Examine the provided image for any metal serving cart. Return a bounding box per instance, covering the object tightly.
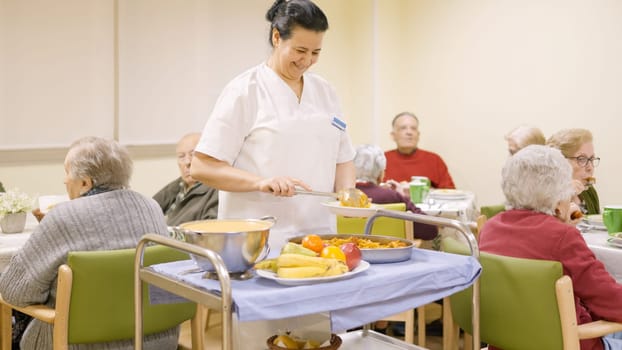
[133,209,480,350]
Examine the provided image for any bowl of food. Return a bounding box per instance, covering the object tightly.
[176,217,275,273]
[289,234,414,263]
[267,333,342,350]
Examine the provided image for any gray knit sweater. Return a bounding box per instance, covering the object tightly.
[0,190,178,350]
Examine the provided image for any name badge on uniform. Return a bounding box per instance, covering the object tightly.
[331,116,346,131]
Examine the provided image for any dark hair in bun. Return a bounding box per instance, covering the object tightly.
[265,0,328,47]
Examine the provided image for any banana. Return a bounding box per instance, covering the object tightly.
[277,266,328,278]
[323,260,349,277]
[254,258,278,272]
[274,254,349,278]
[280,242,317,257]
[277,254,333,269]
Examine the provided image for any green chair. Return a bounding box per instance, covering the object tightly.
[0,245,201,350]
[479,205,505,220]
[337,202,414,239]
[442,237,622,350]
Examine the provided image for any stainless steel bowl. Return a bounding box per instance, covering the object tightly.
[177,217,275,273]
[288,233,414,263]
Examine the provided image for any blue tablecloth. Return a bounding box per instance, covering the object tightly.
[150,248,481,331]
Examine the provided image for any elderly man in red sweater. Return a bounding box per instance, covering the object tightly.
[383,111,455,189]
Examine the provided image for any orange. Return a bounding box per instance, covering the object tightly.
[301,234,324,254]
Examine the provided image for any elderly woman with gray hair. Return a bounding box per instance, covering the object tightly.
[353,144,437,240]
[0,137,176,350]
[479,145,622,350]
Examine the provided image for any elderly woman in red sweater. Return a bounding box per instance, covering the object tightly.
[479,144,622,350]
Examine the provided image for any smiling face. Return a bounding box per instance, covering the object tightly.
[391,114,420,155]
[568,141,595,184]
[269,27,324,83]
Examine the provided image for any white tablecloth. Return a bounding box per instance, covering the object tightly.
[0,213,35,271]
[582,230,622,283]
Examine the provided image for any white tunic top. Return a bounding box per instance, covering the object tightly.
[196,62,355,247]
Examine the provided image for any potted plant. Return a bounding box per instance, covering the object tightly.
[0,188,34,233]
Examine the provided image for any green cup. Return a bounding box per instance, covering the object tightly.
[409,181,428,204]
[411,176,431,189]
[603,205,622,235]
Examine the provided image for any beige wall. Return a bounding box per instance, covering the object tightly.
[2,0,621,210]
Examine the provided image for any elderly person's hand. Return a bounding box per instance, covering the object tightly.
[380,179,400,190]
[572,179,587,196]
[568,202,584,225]
[555,200,583,225]
[391,181,411,199]
[32,208,45,222]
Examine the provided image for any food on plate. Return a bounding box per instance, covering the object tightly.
[277,266,328,279]
[319,245,346,262]
[301,234,325,253]
[274,254,348,278]
[337,188,371,208]
[339,242,362,271]
[272,334,299,349]
[585,176,596,185]
[302,340,321,349]
[281,242,317,257]
[269,333,330,349]
[254,240,349,278]
[324,236,408,249]
[571,210,584,220]
[254,258,278,272]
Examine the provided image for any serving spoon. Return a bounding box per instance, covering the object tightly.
[294,188,370,208]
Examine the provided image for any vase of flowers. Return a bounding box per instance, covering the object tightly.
[0,188,34,233]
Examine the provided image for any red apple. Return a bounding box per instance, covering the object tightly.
[340,242,362,271]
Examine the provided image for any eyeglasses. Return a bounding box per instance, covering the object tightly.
[567,156,600,168]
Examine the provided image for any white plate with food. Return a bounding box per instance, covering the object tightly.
[427,189,468,200]
[255,260,370,286]
[582,214,607,231]
[607,237,622,249]
[321,201,379,217]
[38,195,70,213]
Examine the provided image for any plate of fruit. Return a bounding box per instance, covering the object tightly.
[254,236,369,286]
[255,259,369,286]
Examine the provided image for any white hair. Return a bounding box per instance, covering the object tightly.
[353,144,386,183]
[66,136,133,190]
[502,145,574,215]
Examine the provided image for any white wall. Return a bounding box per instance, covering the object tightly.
[2,0,621,211]
[394,0,622,207]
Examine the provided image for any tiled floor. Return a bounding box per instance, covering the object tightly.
[178,315,448,350]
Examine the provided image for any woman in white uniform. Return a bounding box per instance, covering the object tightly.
[190,0,356,248]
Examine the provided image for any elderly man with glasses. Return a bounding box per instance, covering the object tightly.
[547,128,601,215]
